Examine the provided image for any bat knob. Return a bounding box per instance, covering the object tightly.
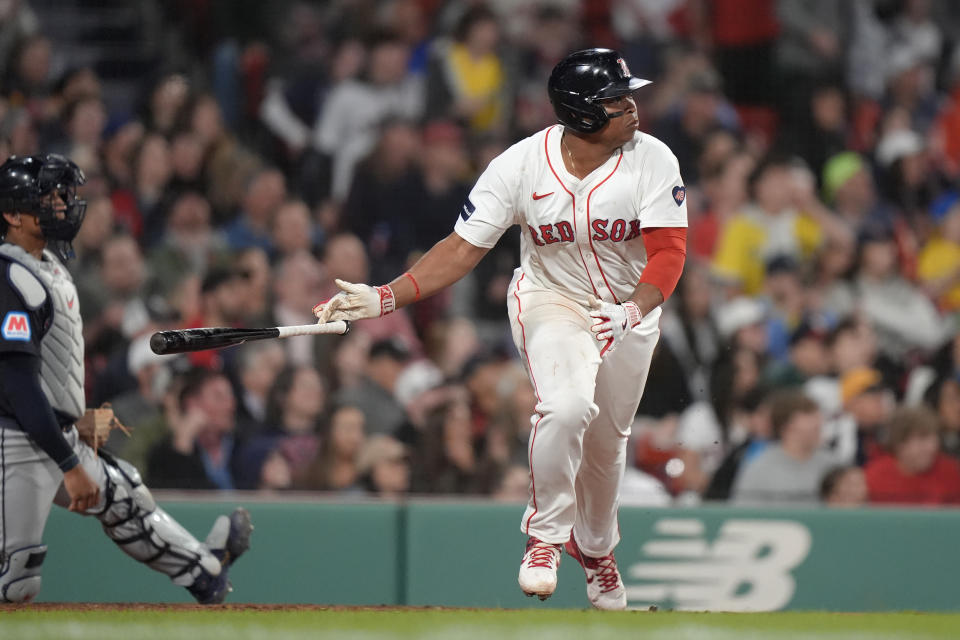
[150,332,169,355]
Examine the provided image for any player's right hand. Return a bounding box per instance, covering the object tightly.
[313,279,396,323]
[63,465,101,513]
[588,295,642,357]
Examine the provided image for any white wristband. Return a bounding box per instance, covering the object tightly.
[623,301,642,328]
[376,284,396,316]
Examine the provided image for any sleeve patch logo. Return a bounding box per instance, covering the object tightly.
[460,196,476,221]
[672,186,686,206]
[2,311,31,341]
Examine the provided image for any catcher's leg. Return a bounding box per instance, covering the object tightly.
[53,431,252,604]
[0,424,61,603]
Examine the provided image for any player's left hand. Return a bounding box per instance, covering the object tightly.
[313,279,396,323]
[588,296,642,357]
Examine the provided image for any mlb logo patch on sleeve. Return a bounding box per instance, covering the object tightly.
[2,311,31,341]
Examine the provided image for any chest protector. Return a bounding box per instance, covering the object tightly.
[0,243,85,420]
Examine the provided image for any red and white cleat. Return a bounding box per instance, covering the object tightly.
[518,537,562,601]
[564,535,627,610]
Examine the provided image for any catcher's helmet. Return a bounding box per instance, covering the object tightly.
[0,154,86,260]
[548,48,651,134]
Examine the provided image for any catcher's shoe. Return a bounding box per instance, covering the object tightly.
[564,535,626,610]
[518,537,562,600]
[189,507,254,604]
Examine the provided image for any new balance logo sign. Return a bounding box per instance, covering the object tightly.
[460,197,476,221]
[2,311,31,341]
[625,518,811,611]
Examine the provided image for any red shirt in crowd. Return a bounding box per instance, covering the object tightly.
[934,86,960,177]
[865,453,960,505]
[709,0,779,46]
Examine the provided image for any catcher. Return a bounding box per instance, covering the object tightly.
[0,154,252,604]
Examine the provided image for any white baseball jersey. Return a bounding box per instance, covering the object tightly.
[454,124,688,304]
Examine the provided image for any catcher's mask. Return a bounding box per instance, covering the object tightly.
[0,153,87,260]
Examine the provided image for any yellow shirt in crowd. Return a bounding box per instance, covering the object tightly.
[917,236,960,311]
[447,43,504,132]
[712,209,822,295]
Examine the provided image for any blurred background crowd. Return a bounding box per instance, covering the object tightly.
[3,0,960,507]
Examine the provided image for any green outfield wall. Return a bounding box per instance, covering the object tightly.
[36,498,960,611]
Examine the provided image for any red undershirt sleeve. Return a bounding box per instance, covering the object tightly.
[638,227,687,301]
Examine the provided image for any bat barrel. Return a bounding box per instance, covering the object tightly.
[149,331,175,355]
[149,327,279,355]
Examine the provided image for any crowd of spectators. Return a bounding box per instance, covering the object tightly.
[4,0,960,507]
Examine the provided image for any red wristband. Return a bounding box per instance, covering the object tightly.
[403,272,421,301]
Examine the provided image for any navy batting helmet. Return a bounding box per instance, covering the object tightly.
[548,48,651,134]
[0,154,86,259]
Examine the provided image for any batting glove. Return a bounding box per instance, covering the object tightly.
[588,296,642,357]
[313,279,396,323]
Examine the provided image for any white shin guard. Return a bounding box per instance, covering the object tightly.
[96,453,221,587]
[0,544,47,602]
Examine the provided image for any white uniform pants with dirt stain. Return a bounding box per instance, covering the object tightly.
[508,268,660,558]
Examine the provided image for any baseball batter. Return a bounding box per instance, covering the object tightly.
[0,154,252,604]
[314,49,687,610]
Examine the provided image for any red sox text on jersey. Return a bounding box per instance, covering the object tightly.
[454,124,687,306]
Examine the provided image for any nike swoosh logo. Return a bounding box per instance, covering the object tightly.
[67,297,75,309]
[532,192,554,200]
[586,575,594,584]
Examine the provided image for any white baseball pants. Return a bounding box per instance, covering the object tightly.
[508,269,660,557]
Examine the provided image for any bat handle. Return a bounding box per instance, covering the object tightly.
[276,320,351,338]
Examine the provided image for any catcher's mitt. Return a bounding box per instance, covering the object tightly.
[76,403,131,452]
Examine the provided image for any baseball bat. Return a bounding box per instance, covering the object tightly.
[149,320,350,355]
